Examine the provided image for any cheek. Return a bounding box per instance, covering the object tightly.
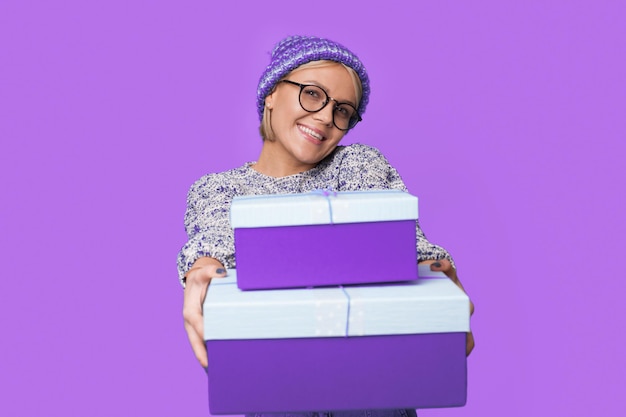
[274,103,306,127]
[271,90,300,115]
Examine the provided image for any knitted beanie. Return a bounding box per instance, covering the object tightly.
[256,35,370,121]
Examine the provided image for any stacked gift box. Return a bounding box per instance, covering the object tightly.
[203,190,470,414]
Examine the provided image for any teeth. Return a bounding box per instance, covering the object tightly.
[299,125,324,140]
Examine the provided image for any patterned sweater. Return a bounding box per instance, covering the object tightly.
[177,144,453,285]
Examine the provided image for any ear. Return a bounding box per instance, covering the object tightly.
[265,92,274,110]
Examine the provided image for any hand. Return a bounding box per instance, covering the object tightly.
[420,259,475,356]
[182,258,227,368]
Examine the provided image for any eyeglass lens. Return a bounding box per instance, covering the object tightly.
[299,85,358,130]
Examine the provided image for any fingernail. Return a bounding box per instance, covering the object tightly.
[203,366,208,374]
[216,268,226,274]
[432,261,442,268]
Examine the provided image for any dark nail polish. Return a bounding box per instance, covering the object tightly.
[203,366,208,374]
[216,268,226,274]
[432,261,442,268]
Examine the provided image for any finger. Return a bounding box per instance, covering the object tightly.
[183,263,227,369]
[430,260,458,282]
[429,260,474,315]
[182,263,227,368]
[197,265,228,278]
[183,291,208,367]
[429,259,452,273]
[213,267,228,278]
[186,265,227,283]
[183,281,209,367]
[184,319,208,368]
[466,331,475,356]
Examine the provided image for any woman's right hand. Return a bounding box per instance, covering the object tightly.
[182,257,227,368]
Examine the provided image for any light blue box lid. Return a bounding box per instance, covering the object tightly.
[204,271,348,340]
[204,266,469,341]
[230,190,418,228]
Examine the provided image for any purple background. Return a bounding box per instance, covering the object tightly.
[1,1,624,416]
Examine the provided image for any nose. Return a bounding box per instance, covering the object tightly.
[313,100,334,126]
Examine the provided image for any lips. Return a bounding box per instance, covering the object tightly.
[298,124,326,142]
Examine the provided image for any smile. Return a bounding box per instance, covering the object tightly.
[298,125,325,141]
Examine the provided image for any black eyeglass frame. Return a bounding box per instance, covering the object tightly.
[280,80,362,131]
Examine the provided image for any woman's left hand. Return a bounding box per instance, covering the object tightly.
[420,259,475,356]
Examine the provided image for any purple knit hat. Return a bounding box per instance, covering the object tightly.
[257,35,370,121]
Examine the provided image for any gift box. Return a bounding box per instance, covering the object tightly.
[230,190,419,290]
[203,265,470,414]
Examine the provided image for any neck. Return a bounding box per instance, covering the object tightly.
[253,143,316,177]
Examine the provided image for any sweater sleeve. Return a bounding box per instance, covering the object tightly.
[336,144,455,266]
[176,173,236,286]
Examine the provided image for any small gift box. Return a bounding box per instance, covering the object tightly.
[230,190,419,290]
[204,265,470,414]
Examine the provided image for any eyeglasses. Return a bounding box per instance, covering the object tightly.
[280,80,362,131]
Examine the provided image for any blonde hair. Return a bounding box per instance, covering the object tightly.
[259,61,363,141]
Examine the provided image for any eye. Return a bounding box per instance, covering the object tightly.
[303,86,322,99]
[335,105,352,119]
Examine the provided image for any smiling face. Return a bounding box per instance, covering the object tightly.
[255,62,359,177]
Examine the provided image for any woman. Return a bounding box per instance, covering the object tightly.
[178,35,474,416]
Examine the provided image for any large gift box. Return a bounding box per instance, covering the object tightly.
[230,190,419,290]
[204,265,470,414]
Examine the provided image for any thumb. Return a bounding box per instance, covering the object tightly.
[429,259,451,272]
[214,267,228,277]
[429,259,458,282]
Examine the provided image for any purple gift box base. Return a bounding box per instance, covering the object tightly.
[235,220,417,290]
[207,333,466,414]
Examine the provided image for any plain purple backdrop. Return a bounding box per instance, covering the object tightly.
[1,1,624,416]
